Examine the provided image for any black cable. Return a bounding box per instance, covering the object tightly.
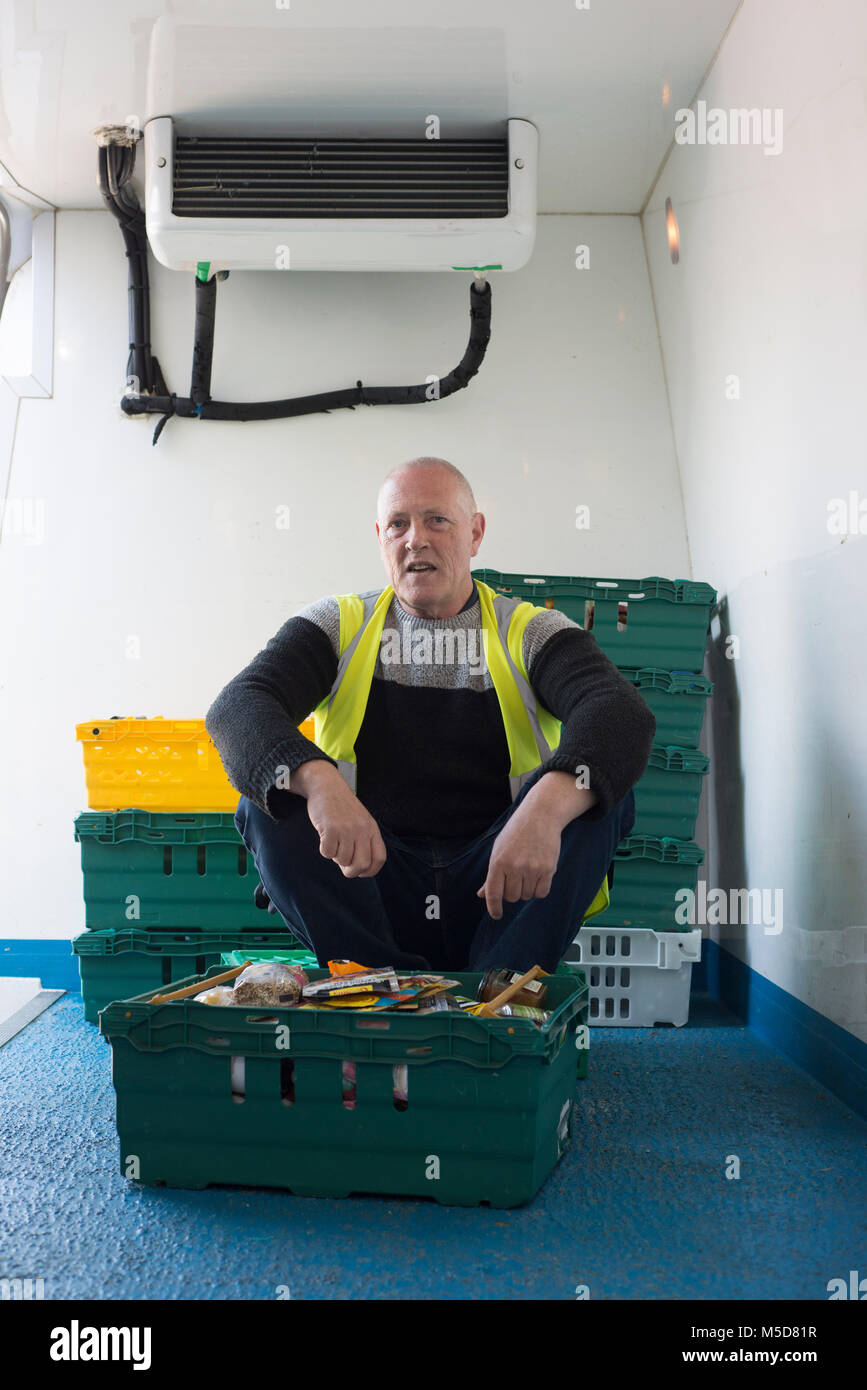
[96,144,155,394]
[190,274,217,407]
[121,279,492,439]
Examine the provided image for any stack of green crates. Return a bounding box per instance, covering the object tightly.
[473,570,715,932]
[72,810,305,1022]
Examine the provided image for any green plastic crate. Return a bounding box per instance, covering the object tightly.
[632,746,709,839]
[99,966,589,1208]
[597,836,705,932]
[621,668,713,748]
[73,928,306,1024]
[74,811,265,929]
[220,949,319,969]
[473,570,717,673]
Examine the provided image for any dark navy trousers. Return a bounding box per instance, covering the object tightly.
[234,768,635,974]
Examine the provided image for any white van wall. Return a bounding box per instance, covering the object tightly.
[0,211,687,940]
[644,0,867,1042]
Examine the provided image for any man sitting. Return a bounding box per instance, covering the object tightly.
[205,456,655,972]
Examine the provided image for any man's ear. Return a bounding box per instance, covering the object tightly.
[470,512,486,555]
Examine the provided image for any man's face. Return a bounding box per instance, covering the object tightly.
[376,468,485,618]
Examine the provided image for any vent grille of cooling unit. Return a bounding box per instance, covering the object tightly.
[171,136,510,219]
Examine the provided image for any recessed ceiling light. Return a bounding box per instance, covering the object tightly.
[665,197,680,264]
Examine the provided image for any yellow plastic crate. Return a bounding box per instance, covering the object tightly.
[75,716,316,812]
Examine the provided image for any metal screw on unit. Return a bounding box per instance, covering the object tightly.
[156,157,166,168]
[514,158,525,169]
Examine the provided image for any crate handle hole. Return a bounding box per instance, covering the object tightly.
[356,1019,390,1030]
[196,845,206,877]
[584,599,595,631]
[206,1036,231,1046]
[341,1060,356,1110]
[162,846,172,876]
[617,601,628,632]
[280,1058,295,1106]
[231,1056,245,1102]
[405,1046,432,1056]
[392,1063,408,1111]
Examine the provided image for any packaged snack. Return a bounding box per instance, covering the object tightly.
[233,961,307,1006]
[415,993,455,1013]
[193,985,237,1006]
[303,968,399,999]
[315,993,385,1009]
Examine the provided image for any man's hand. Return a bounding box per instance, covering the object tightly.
[290,760,387,878]
[476,771,598,920]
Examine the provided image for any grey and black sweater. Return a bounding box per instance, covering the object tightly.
[205,580,656,839]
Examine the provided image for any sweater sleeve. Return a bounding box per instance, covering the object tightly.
[204,598,341,820]
[523,610,656,821]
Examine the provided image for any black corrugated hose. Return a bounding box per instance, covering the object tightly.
[96,133,494,446]
[96,142,166,400]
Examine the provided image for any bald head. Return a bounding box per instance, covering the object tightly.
[377,457,477,523]
[375,456,485,618]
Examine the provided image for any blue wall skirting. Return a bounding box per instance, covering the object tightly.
[701,937,867,1120]
[1,939,81,992]
[2,936,865,1119]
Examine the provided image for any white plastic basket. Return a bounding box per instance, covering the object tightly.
[565,927,702,1027]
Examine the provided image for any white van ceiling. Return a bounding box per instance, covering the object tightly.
[0,0,741,214]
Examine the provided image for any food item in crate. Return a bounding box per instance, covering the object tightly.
[233,961,308,1006]
[496,1004,551,1024]
[193,985,238,1006]
[302,968,400,1001]
[328,960,369,976]
[415,993,459,1013]
[477,968,548,1009]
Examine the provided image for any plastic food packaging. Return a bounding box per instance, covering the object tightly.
[233,961,308,1006]
[303,968,398,1000]
[193,985,237,1006]
[416,993,457,1013]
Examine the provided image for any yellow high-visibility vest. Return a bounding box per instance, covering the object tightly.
[311,578,609,921]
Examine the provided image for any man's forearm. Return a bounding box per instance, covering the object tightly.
[519,769,598,831]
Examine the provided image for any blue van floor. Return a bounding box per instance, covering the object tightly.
[1,992,864,1301]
